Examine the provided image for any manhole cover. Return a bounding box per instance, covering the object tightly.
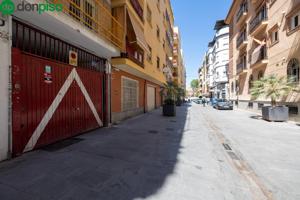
[42,138,84,152]
[148,130,159,134]
[222,143,232,151]
[170,120,177,123]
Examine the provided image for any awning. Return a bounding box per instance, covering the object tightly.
[127,12,149,53]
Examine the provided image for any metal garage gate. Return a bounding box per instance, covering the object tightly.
[12,20,106,156]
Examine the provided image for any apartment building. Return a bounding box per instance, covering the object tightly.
[110,0,175,122]
[198,55,208,96]
[199,20,229,99]
[173,26,186,89]
[226,0,300,119]
[0,0,124,160]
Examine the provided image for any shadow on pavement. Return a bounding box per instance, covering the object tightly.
[0,105,189,200]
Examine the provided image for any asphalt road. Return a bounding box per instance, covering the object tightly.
[0,103,299,200]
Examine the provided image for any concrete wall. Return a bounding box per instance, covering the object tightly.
[0,16,12,161]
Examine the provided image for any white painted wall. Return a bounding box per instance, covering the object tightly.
[0,16,12,161]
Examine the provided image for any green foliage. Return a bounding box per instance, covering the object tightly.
[162,81,185,105]
[190,79,199,92]
[164,99,175,105]
[250,75,297,107]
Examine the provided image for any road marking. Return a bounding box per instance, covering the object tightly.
[23,68,103,152]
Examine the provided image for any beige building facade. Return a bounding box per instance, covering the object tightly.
[226,0,300,120]
[173,26,186,89]
[111,0,177,122]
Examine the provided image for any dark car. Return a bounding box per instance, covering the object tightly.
[211,98,224,108]
[215,100,233,110]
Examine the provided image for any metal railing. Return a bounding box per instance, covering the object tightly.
[236,1,248,23]
[130,0,144,21]
[236,59,246,74]
[57,0,124,50]
[251,45,267,65]
[236,31,247,48]
[121,41,144,67]
[249,5,267,33]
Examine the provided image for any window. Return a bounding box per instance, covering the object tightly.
[287,58,300,82]
[291,15,299,30]
[146,5,152,25]
[156,25,160,40]
[235,80,239,94]
[157,57,160,69]
[122,77,139,111]
[248,74,253,93]
[258,71,264,80]
[147,45,152,63]
[270,29,278,44]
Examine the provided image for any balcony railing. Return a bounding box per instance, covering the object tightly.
[166,58,173,68]
[121,41,144,67]
[58,0,124,50]
[236,1,248,23]
[236,31,247,48]
[166,31,173,49]
[251,45,267,66]
[165,10,173,37]
[236,59,247,74]
[249,5,267,33]
[130,0,144,21]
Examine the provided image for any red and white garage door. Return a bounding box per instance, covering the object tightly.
[147,85,156,111]
[11,20,106,156]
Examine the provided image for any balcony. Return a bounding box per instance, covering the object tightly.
[59,0,124,50]
[249,5,268,36]
[166,57,173,68]
[236,31,248,49]
[250,45,268,69]
[173,47,178,56]
[173,60,178,67]
[236,60,247,75]
[120,41,144,67]
[236,2,248,26]
[130,0,144,21]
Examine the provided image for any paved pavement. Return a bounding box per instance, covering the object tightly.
[0,103,299,200]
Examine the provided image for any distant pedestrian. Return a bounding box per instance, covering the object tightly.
[202,97,206,107]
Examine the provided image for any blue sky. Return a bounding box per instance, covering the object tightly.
[171,0,232,88]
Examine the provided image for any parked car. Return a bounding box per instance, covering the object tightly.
[215,100,233,110]
[192,98,202,104]
[211,98,222,108]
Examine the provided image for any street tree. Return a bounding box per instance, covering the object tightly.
[190,79,199,96]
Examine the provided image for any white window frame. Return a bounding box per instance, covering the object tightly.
[121,76,139,112]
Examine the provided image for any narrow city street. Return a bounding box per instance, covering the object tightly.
[0,103,299,200]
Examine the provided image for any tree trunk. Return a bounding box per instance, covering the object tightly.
[271,98,276,107]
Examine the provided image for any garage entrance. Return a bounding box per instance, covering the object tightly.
[11,20,106,155]
[147,85,156,111]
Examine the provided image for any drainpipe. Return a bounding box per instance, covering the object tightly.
[105,61,112,127]
[144,80,146,113]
